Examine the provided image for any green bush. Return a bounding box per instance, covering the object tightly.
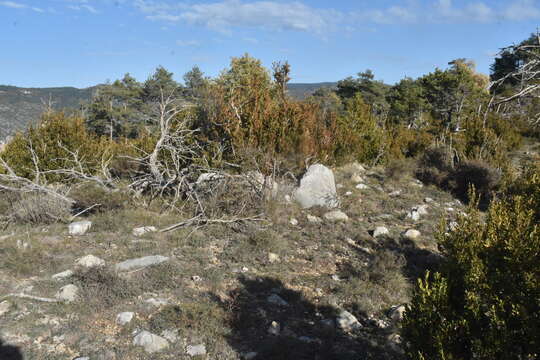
[415,146,455,187]
[402,169,540,360]
[449,159,501,207]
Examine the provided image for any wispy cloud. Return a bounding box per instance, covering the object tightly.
[67,4,99,14]
[135,0,338,34]
[176,39,200,47]
[503,0,540,21]
[132,0,540,34]
[0,1,45,12]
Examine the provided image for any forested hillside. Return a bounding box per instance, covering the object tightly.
[0,82,333,141]
[0,86,96,140]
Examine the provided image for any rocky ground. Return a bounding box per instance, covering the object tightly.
[0,162,473,359]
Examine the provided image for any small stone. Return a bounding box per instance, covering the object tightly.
[373,226,389,238]
[337,310,362,332]
[75,255,105,268]
[0,300,11,317]
[268,321,280,336]
[116,312,134,326]
[69,220,92,235]
[133,331,169,353]
[186,343,206,356]
[403,229,421,240]
[191,275,202,282]
[410,180,423,187]
[324,210,349,222]
[52,269,74,281]
[243,352,258,360]
[331,274,341,281]
[415,205,429,215]
[268,253,280,263]
[406,210,420,221]
[359,247,373,254]
[161,329,179,343]
[315,288,324,296]
[55,284,79,303]
[132,226,157,237]
[242,266,249,272]
[289,218,298,226]
[114,255,169,272]
[388,190,402,197]
[145,298,168,307]
[307,214,322,223]
[445,207,455,212]
[320,318,335,329]
[298,336,317,343]
[345,238,356,246]
[373,318,390,329]
[74,357,90,360]
[267,294,288,306]
[344,191,353,196]
[16,239,29,249]
[355,183,369,190]
[351,173,364,183]
[389,305,406,322]
[424,197,434,203]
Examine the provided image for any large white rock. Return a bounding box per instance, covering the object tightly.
[55,284,79,303]
[114,255,169,272]
[133,331,169,353]
[69,221,92,235]
[132,226,157,237]
[75,255,105,268]
[293,164,338,209]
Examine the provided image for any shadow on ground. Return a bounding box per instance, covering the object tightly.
[0,338,23,360]
[215,276,402,360]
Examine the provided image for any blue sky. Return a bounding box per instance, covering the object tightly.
[1,0,539,88]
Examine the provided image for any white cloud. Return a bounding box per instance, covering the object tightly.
[0,1,26,9]
[136,0,338,34]
[133,0,540,34]
[431,0,496,23]
[0,1,48,12]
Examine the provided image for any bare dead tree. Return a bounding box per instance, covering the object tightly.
[488,35,540,125]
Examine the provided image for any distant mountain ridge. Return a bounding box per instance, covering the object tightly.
[0,82,335,141]
[0,85,96,140]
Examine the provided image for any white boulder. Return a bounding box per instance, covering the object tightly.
[293,164,338,209]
